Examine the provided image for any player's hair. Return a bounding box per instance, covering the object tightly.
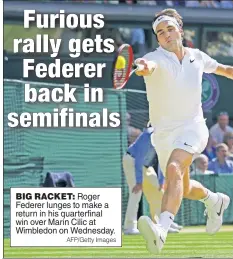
[152,9,184,40]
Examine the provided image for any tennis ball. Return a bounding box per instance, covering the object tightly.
[116,56,126,69]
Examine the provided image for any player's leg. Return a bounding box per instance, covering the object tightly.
[161,149,192,215]
[139,147,230,254]
[183,166,209,200]
[183,166,230,234]
[138,121,229,253]
[122,154,142,234]
[159,121,230,237]
[138,148,190,253]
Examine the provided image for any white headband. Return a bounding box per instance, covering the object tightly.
[152,15,180,34]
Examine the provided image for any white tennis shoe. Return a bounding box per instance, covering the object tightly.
[205,193,230,234]
[138,216,167,254]
[171,222,183,230]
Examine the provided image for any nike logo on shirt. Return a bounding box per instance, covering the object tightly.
[184,142,192,147]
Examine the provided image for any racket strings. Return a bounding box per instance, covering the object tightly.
[113,48,130,89]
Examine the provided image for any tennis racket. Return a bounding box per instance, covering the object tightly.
[112,44,144,90]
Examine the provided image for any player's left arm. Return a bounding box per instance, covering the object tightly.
[200,50,233,80]
[214,64,233,80]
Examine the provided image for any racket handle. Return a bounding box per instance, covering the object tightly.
[132,64,145,71]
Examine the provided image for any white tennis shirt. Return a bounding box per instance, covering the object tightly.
[143,46,219,131]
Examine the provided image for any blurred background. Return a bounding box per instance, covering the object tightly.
[3,0,233,238]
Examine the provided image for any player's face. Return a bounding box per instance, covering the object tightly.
[156,21,182,51]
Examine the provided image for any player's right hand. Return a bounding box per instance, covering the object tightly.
[135,58,150,76]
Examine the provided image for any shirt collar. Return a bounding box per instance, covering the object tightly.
[158,46,194,62]
[158,46,177,59]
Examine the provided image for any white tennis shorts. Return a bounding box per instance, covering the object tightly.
[151,121,209,176]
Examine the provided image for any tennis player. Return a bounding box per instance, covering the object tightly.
[134,8,233,254]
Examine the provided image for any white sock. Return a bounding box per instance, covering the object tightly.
[199,190,219,207]
[159,211,175,232]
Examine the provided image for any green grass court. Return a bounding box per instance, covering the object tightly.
[4,226,233,258]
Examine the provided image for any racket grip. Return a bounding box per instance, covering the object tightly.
[133,64,145,71]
